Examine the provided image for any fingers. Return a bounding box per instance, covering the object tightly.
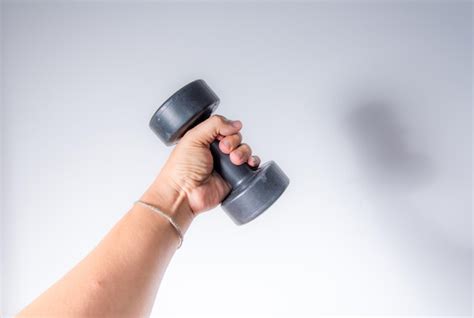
[248,155,261,168]
[187,115,242,145]
[230,143,252,165]
[187,115,261,167]
[221,135,261,167]
[219,133,242,153]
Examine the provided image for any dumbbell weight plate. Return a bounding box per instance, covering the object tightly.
[150,80,219,146]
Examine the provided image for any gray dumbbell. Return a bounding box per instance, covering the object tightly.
[149,79,289,225]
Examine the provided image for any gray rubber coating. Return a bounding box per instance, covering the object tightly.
[149,80,219,145]
[222,161,290,225]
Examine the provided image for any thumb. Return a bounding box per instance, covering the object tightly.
[186,115,242,145]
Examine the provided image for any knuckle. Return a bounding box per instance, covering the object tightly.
[230,133,242,144]
[241,143,251,152]
[211,114,226,124]
[238,144,251,158]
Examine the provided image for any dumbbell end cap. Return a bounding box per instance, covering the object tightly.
[222,161,290,225]
[149,79,219,146]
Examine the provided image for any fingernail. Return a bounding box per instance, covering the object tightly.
[223,140,231,150]
[231,120,241,128]
[234,150,242,159]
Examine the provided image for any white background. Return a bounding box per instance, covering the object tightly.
[1,1,472,317]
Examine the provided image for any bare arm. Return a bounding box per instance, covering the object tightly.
[18,115,260,317]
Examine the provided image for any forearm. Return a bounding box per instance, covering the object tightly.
[17,114,248,317]
[18,178,193,318]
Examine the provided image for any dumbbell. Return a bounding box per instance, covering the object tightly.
[149,79,289,225]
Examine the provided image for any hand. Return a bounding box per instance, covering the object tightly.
[143,115,260,218]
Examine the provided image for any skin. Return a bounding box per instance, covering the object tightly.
[17,115,261,318]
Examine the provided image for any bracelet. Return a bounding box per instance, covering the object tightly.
[135,200,184,248]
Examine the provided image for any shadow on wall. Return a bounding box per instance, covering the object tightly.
[345,102,435,189]
[343,100,471,309]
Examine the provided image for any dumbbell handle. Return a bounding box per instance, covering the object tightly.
[210,140,255,189]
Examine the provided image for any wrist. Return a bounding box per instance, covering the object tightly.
[140,174,194,234]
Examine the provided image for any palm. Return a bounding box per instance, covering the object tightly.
[187,174,229,212]
[166,141,231,214]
